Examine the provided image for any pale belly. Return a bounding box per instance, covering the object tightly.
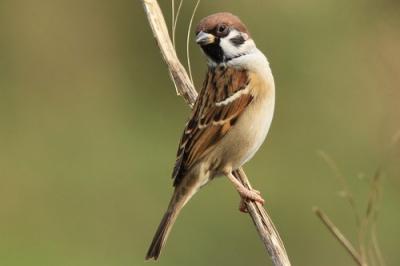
[236,97,275,166]
[208,92,275,174]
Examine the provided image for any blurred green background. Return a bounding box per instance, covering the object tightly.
[0,0,399,265]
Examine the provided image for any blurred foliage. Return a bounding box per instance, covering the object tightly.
[0,0,399,265]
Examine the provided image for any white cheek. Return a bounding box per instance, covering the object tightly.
[219,31,240,58]
[219,39,237,58]
[219,30,256,59]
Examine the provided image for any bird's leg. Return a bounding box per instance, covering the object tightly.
[225,172,265,210]
[239,199,248,213]
[238,189,263,213]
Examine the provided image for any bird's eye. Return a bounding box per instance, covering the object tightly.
[216,24,228,35]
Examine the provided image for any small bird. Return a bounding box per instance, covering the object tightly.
[146,12,275,260]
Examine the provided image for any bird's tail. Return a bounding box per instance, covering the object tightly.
[145,188,192,260]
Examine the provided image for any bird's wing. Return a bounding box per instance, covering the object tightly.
[172,67,253,186]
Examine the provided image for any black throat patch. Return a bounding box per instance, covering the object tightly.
[201,38,224,64]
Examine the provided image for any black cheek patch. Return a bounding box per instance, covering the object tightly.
[230,35,245,46]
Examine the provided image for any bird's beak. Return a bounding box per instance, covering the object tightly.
[196,31,216,45]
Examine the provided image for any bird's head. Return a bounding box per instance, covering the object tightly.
[195,12,256,65]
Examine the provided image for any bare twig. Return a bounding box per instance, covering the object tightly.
[234,168,290,266]
[142,0,197,107]
[313,164,385,266]
[186,0,200,84]
[172,0,183,48]
[371,225,386,266]
[365,170,385,266]
[171,0,174,37]
[317,150,360,226]
[313,207,364,266]
[141,1,291,265]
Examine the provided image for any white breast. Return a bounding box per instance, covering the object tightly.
[226,49,275,168]
[240,88,275,165]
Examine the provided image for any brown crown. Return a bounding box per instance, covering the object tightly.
[195,12,250,36]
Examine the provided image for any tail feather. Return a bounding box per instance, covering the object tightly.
[145,189,190,260]
[145,207,180,260]
[146,173,202,260]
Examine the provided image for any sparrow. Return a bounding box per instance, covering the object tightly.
[146,12,275,260]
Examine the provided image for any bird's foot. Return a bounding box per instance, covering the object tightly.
[239,199,248,213]
[237,188,264,213]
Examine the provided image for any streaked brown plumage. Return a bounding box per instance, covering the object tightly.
[173,66,252,186]
[146,12,275,260]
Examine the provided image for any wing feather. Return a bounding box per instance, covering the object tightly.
[172,67,252,186]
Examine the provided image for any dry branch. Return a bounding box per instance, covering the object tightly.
[313,207,363,266]
[141,1,291,265]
